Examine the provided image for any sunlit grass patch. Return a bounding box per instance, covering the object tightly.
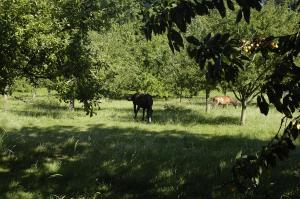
[24,164,39,175]
[0,166,10,173]
[8,180,21,189]
[6,191,35,199]
[43,160,62,174]
[0,127,7,152]
[34,143,48,153]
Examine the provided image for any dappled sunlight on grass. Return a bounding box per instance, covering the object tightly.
[0,94,299,198]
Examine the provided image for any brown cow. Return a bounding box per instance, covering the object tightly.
[211,96,238,108]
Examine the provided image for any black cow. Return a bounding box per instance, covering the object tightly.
[127,93,153,123]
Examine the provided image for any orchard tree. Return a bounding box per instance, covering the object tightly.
[1,0,142,114]
[231,54,274,125]
[171,60,203,101]
[0,0,67,93]
[89,22,185,99]
[0,0,93,113]
[50,0,113,114]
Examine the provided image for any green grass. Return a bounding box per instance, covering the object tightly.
[0,91,299,199]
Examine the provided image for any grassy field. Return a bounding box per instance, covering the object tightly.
[0,90,299,199]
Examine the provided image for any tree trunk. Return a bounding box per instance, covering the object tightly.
[3,85,9,111]
[69,99,75,111]
[205,87,210,112]
[179,87,182,102]
[240,100,247,126]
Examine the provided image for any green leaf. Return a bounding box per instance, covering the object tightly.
[235,150,243,159]
[220,33,231,43]
[168,39,175,53]
[257,95,269,115]
[170,29,183,48]
[291,127,299,140]
[251,0,263,11]
[204,33,212,43]
[226,0,235,11]
[254,176,260,185]
[284,138,296,150]
[195,3,209,15]
[242,8,250,23]
[186,36,201,46]
[214,0,226,18]
[172,9,187,32]
[236,9,243,23]
[266,153,276,167]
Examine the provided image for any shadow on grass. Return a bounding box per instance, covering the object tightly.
[8,110,64,119]
[1,125,299,199]
[114,105,240,125]
[28,101,85,112]
[5,101,85,119]
[5,98,239,125]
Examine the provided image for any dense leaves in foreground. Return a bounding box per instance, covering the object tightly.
[186,33,249,82]
[233,31,300,194]
[142,0,300,195]
[143,0,264,49]
[233,117,300,193]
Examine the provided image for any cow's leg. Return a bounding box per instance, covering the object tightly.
[134,104,140,119]
[142,108,145,120]
[215,101,220,109]
[214,102,218,109]
[215,103,218,109]
[147,108,153,123]
[133,104,137,118]
[212,101,215,109]
[135,106,140,119]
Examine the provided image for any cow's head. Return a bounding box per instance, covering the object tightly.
[127,93,140,102]
[232,100,239,108]
[127,93,137,101]
[127,95,133,101]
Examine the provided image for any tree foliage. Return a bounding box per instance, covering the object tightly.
[87,21,203,99]
[0,0,67,93]
[0,0,143,114]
